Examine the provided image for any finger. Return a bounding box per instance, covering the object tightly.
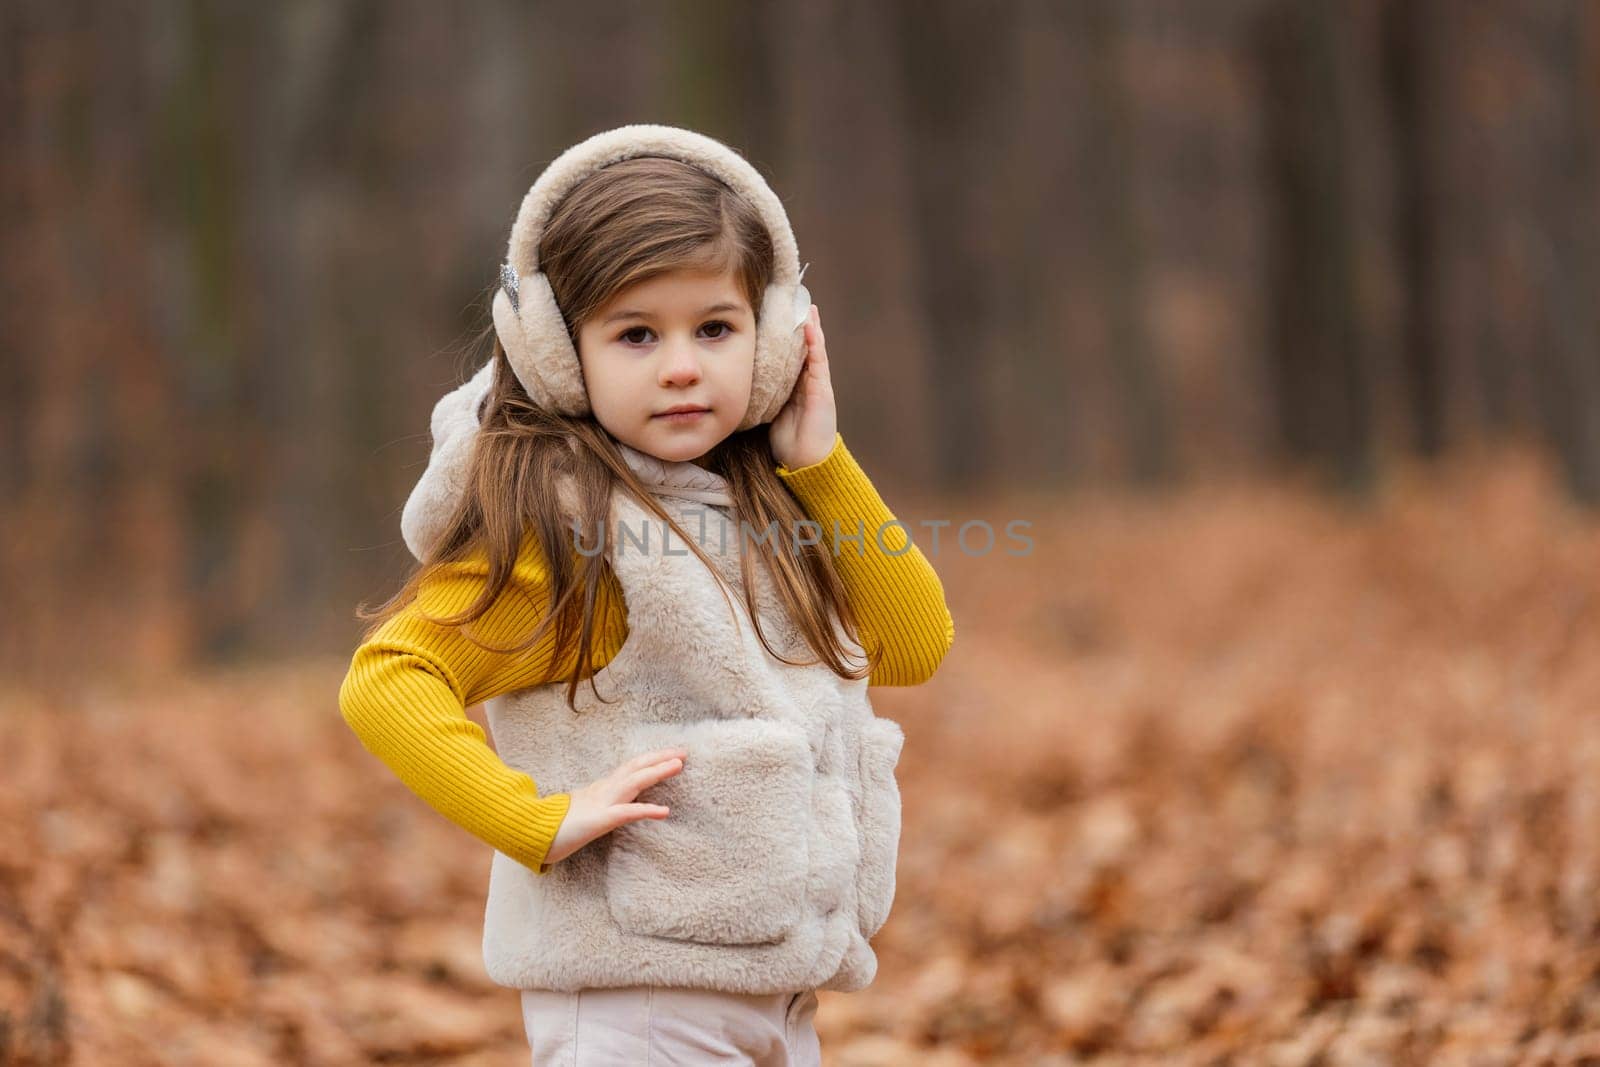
[622,757,685,794]
[617,803,671,823]
[806,347,833,388]
[606,756,684,798]
[806,330,828,368]
[619,747,688,774]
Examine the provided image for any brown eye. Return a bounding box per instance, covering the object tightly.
[703,321,734,339]
[620,326,651,345]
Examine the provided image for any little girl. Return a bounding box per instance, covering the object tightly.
[339,124,954,1065]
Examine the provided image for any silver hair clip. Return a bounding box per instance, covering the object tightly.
[500,262,520,312]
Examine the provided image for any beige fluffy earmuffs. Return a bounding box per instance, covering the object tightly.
[399,123,811,561]
[492,122,812,429]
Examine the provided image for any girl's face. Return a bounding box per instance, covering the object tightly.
[575,267,756,467]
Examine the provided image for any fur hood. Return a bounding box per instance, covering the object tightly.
[399,358,496,562]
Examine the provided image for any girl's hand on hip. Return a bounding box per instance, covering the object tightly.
[768,304,838,471]
[541,746,688,867]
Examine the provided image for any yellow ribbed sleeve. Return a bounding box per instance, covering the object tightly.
[338,431,952,874]
[775,431,956,686]
[338,527,624,875]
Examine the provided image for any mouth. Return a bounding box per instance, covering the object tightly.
[653,405,711,420]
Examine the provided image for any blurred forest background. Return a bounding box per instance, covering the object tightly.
[6,1,1600,1065]
[6,0,1600,674]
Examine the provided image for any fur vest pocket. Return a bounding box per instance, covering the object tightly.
[479,486,904,995]
[606,717,817,945]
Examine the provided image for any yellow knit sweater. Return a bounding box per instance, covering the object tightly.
[338,432,953,876]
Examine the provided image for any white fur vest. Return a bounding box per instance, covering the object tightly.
[479,444,905,994]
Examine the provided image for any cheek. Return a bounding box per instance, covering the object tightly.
[727,339,757,386]
[581,351,634,408]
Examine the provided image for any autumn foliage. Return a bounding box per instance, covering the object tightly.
[5,448,1600,1065]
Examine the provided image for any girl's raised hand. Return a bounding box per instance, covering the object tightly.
[541,746,688,868]
[768,304,838,471]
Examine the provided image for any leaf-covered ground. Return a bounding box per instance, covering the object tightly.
[5,450,1600,1065]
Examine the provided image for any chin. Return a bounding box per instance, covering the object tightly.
[646,426,727,463]
[634,429,688,452]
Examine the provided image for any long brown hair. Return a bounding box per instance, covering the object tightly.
[357,156,881,710]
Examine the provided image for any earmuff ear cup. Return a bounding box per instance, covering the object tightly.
[491,284,531,388]
[740,281,811,431]
[494,272,591,417]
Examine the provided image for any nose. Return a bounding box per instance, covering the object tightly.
[657,340,703,388]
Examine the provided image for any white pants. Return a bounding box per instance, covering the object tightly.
[520,985,822,1066]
